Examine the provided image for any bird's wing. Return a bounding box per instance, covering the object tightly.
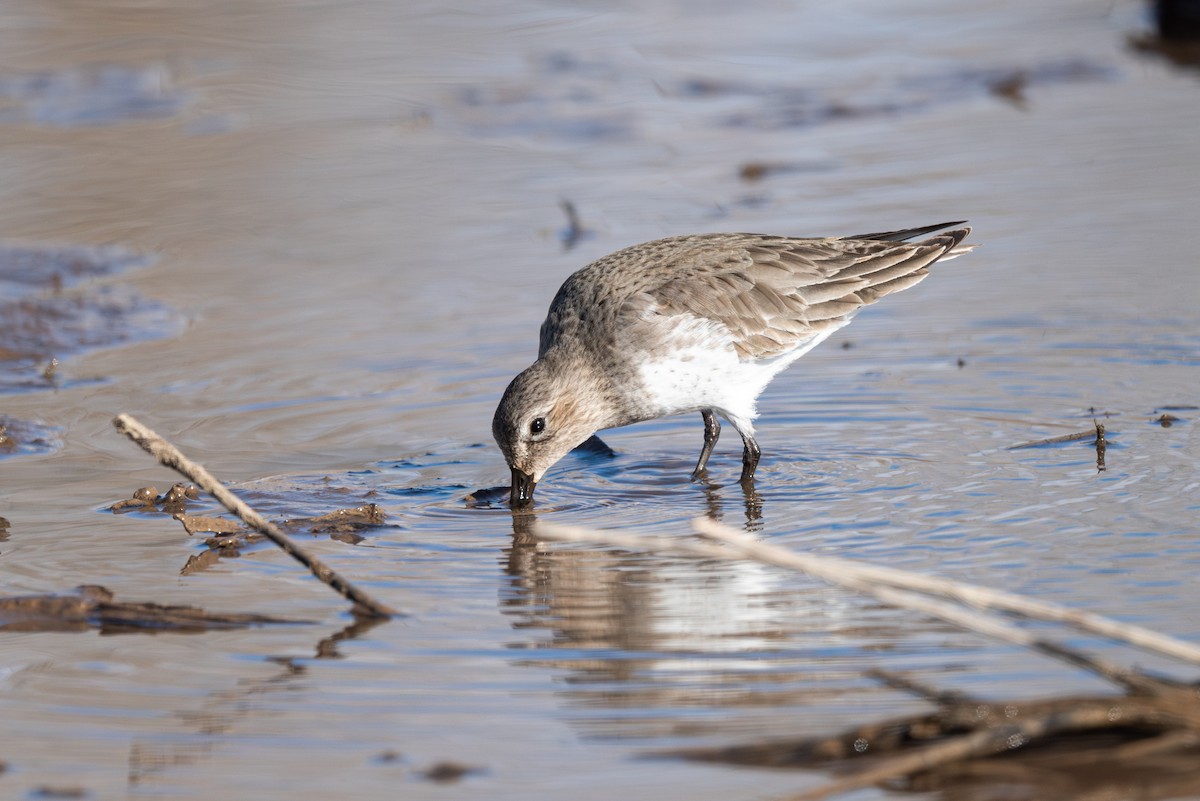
[627,227,972,361]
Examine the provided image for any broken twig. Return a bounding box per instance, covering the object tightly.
[0,585,302,633]
[1007,429,1097,449]
[112,414,398,619]
[775,701,1185,801]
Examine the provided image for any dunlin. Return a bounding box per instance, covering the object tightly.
[493,221,975,504]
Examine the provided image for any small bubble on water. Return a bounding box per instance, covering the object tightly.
[853,738,869,753]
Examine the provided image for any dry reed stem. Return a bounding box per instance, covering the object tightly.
[112,414,398,619]
[690,518,1200,668]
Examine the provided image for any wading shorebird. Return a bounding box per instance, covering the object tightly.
[493,221,975,504]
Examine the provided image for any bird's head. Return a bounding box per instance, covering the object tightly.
[492,358,607,505]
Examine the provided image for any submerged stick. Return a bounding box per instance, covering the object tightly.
[778,701,1178,801]
[112,414,398,619]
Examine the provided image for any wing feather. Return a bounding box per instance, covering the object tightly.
[626,226,971,360]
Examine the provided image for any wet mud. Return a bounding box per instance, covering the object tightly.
[0,585,300,634]
[0,63,187,127]
[111,482,391,573]
[109,482,201,514]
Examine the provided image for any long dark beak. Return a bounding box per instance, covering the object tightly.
[510,467,537,506]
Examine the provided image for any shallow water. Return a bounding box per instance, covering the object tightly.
[1,0,1198,798]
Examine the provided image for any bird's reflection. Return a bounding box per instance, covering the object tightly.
[694,472,764,531]
[496,481,873,741]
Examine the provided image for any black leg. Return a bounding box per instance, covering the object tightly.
[739,433,761,485]
[691,409,721,479]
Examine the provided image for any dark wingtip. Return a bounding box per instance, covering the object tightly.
[846,220,969,242]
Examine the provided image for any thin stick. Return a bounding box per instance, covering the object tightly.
[533,523,1143,689]
[690,518,1200,668]
[1006,429,1097,449]
[864,668,970,706]
[532,520,1200,669]
[112,414,398,619]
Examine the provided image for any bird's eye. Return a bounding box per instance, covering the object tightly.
[530,417,546,436]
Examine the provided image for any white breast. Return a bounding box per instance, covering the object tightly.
[633,312,847,435]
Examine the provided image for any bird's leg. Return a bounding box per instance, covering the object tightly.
[691,409,721,479]
[739,433,761,485]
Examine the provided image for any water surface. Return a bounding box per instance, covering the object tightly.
[0,0,1197,798]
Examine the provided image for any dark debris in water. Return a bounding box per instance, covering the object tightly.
[738,160,837,183]
[27,787,87,800]
[0,416,61,459]
[0,243,152,294]
[710,60,1117,131]
[286,503,387,533]
[178,514,243,536]
[420,761,484,783]
[0,243,182,397]
[183,503,388,570]
[111,483,390,573]
[449,51,1116,144]
[110,483,201,515]
[0,585,303,634]
[0,286,181,363]
[1154,405,1194,428]
[664,668,1200,799]
[558,199,591,252]
[0,63,188,128]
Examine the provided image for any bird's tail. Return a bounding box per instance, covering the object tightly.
[846,221,976,262]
